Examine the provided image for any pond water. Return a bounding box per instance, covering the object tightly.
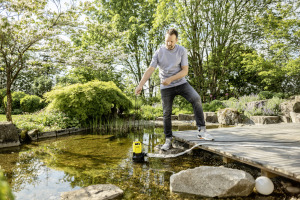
[0,125,289,200]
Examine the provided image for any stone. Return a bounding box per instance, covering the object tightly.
[60,184,123,200]
[290,112,300,123]
[28,129,39,140]
[156,115,178,121]
[0,122,20,148]
[217,108,239,125]
[204,112,218,123]
[246,100,267,109]
[170,166,255,198]
[250,116,280,124]
[280,116,291,123]
[280,96,300,119]
[178,114,194,121]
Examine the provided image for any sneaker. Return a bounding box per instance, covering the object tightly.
[197,128,214,141]
[161,137,172,150]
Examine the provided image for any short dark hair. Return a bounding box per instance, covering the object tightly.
[166,28,178,39]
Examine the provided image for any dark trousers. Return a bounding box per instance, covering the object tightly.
[161,82,205,138]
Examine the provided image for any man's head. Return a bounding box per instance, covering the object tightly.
[165,28,178,50]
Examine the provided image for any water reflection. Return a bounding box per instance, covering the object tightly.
[0,126,283,200]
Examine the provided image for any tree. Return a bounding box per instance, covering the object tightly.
[0,0,77,121]
[80,0,160,98]
[154,0,270,101]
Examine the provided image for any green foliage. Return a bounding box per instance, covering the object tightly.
[224,95,285,117]
[3,91,26,110]
[139,105,163,120]
[0,88,6,109]
[20,95,44,113]
[203,100,225,112]
[32,76,53,97]
[0,171,14,200]
[44,80,132,123]
[13,110,80,132]
[258,91,274,100]
[172,107,193,115]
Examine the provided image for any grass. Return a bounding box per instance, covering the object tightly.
[0,114,30,122]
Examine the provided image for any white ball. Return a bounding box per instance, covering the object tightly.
[255,176,274,195]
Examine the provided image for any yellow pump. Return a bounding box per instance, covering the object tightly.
[132,141,145,162]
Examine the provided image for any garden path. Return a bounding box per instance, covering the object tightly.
[173,123,300,182]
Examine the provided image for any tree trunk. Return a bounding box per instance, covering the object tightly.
[6,87,12,122]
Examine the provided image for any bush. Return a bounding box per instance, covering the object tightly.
[20,95,44,113]
[203,100,225,112]
[139,105,163,120]
[258,91,273,100]
[3,91,26,110]
[44,80,132,123]
[14,109,80,132]
[0,171,14,200]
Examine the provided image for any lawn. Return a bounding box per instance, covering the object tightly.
[0,114,30,122]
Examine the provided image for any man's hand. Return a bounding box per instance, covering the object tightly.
[135,85,143,95]
[162,77,172,86]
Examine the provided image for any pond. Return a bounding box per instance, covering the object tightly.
[0,124,289,200]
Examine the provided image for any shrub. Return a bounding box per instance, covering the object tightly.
[3,91,26,110]
[203,100,225,112]
[20,95,44,113]
[14,109,80,132]
[139,105,163,120]
[44,80,132,123]
[258,91,273,100]
[263,97,285,116]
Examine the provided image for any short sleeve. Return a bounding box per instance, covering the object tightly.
[181,48,188,67]
[150,50,159,68]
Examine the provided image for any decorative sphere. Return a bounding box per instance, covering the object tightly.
[255,176,274,195]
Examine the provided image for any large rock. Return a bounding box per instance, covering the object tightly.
[217,108,239,125]
[170,166,255,198]
[290,112,300,123]
[280,96,300,119]
[204,112,218,123]
[61,184,123,200]
[250,116,281,124]
[0,122,20,148]
[178,114,194,121]
[246,100,267,109]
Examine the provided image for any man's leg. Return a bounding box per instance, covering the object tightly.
[161,87,176,138]
[161,87,176,150]
[179,83,214,140]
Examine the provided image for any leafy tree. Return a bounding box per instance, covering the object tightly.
[32,75,53,97]
[0,0,77,121]
[154,0,270,100]
[80,0,160,98]
[44,80,132,123]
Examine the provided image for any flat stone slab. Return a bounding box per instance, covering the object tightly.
[61,184,123,200]
[173,123,300,182]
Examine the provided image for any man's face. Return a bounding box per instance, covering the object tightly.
[165,34,178,50]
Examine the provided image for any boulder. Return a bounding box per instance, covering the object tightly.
[280,96,300,119]
[217,108,239,125]
[0,122,20,148]
[250,116,281,124]
[246,100,267,109]
[178,114,194,121]
[170,166,255,198]
[290,112,300,123]
[61,184,123,200]
[204,112,218,123]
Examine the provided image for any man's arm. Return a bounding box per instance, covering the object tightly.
[135,66,156,95]
[162,65,188,86]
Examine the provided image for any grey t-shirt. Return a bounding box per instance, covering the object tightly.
[150,44,188,89]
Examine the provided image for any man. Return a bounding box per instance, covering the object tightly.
[135,28,214,150]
